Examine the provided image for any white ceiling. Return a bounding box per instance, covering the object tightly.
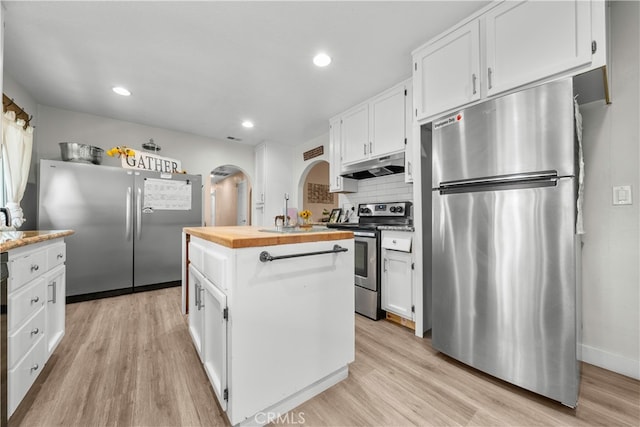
[2,1,490,146]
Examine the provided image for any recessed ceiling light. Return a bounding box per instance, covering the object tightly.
[112,86,131,96]
[241,120,254,128]
[313,53,332,67]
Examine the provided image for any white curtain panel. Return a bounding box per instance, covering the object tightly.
[1,110,33,229]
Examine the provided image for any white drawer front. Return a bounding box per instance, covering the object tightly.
[203,249,227,291]
[47,243,66,269]
[9,334,46,416]
[10,249,47,292]
[9,307,46,369]
[189,241,205,272]
[9,277,46,332]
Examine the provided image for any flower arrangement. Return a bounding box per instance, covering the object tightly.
[298,209,313,226]
[106,145,136,158]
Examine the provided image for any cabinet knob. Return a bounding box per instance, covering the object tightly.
[30,364,39,372]
[31,264,39,272]
[31,296,40,304]
[31,328,39,336]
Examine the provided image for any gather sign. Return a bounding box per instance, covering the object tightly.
[121,150,182,174]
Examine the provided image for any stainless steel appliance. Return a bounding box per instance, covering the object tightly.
[328,201,412,320]
[38,160,202,299]
[431,78,581,407]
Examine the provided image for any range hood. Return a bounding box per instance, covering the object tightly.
[340,152,405,180]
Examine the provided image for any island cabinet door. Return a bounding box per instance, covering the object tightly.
[188,265,204,361]
[202,278,228,412]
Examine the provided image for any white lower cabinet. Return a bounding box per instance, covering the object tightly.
[381,231,414,320]
[188,264,204,360]
[201,278,228,411]
[45,264,66,356]
[7,238,67,417]
[185,235,354,426]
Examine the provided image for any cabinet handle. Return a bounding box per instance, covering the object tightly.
[30,364,39,372]
[336,176,339,187]
[488,67,493,90]
[57,253,64,259]
[199,286,205,309]
[31,264,39,272]
[31,328,39,336]
[472,73,477,94]
[31,296,40,304]
[48,280,57,303]
[369,142,373,154]
[363,144,367,156]
[384,258,388,272]
[195,282,201,310]
[407,161,412,176]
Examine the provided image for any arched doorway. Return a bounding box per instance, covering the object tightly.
[298,160,338,224]
[208,165,252,226]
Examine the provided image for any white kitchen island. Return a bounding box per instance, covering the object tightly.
[182,226,354,426]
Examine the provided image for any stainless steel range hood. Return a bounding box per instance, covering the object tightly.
[340,152,405,180]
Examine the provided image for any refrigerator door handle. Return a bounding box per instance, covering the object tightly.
[439,171,559,194]
[136,187,142,240]
[125,187,132,240]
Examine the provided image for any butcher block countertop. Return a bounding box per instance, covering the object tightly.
[0,229,74,252]
[184,226,353,249]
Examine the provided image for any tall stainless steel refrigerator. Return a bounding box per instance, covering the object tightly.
[431,78,581,407]
[38,159,202,298]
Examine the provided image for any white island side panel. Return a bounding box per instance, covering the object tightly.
[227,238,355,424]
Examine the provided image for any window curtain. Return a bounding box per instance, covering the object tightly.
[1,110,33,229]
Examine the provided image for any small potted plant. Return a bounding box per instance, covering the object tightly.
[298,210,313,228]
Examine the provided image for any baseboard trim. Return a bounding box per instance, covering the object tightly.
[579,343,640,380]
[66,281,180,303]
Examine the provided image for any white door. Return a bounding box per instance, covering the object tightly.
[45,264,66,357]
[381,249,413,319]
[414,20,480,121]
[202,279,228,411]
[188,265,204,360]
[236,180,248,225]
[341,103,369,165]
[370,83,406,157]
[484,0,591,96]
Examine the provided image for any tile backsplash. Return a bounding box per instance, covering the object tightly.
[338,174,413,221]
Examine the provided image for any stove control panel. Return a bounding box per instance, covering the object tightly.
[358,202,411,217]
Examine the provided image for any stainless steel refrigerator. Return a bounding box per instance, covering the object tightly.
[431,78,581,407]
[38,159,202,297]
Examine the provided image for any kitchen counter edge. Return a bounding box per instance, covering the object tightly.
[0,230,75,252]
[184,226,354,249]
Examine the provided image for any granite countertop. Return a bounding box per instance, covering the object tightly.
[184,226,353,249]
[0,230,75,252]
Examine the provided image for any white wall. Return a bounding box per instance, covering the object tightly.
[291,132,330,212]
[32,104,255,227]
[578,0,640,379]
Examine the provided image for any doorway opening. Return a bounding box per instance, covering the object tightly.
[209,165,252,226]
[298,160,338,224]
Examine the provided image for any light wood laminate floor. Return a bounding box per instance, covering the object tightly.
[10,287,640,426]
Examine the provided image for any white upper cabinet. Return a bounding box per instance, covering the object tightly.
[339,79,411,167]
[341,103,369,165]
[485,0,592,97]
[412,0,605,122]
[413,20,481,122]
[329,118,357,193]
[370,82,408,158]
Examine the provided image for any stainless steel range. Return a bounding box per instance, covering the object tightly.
[327,201,412,320]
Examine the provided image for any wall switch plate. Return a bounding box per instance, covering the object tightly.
[612,185,632,205]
